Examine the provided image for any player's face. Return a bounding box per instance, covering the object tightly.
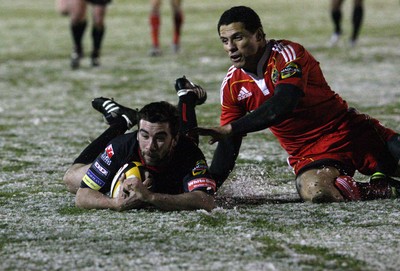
[138,120,176,166]
[219,22,262,72]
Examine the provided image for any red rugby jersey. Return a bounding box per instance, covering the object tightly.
[220,39,349,156]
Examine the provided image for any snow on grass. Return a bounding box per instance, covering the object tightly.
[1,0,400,270]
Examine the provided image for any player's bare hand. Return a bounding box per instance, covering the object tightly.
[192,124,232,144]
[114,174,143,211]
[143,171,153,190]
[128,176,152,202]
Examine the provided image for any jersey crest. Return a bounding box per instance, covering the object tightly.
[192,159,208,176]
[271,67,279,84]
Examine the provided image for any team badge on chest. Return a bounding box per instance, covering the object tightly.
[271,67,279,85]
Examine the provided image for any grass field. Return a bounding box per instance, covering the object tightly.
[1,0,400,270]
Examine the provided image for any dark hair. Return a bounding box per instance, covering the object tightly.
[217,6,263,34]
[138,101,180,137]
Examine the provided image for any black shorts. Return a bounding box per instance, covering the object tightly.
[86,0,112,5]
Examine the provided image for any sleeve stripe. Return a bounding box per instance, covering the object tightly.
[273,43,297,63]
[221,66,236,105]
[82,169,105,190]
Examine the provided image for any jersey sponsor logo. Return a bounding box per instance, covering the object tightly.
[105,144,114,158]
[192,159,208,176]
[281,62,302,79]
[94,161,109,176]
[82,169,105,190]
[187,178,216,192]
[100,152,112,166]
[237,87,252,101]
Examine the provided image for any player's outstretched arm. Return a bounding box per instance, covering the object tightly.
[145,190,216,212]
[75,174,145,211]
[75,188,117,210]
[229,84,303,135]
[210,136,242,188]
[195,83,303,144]
[128,178,216,212]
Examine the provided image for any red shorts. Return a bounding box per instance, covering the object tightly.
[290,111,397,176]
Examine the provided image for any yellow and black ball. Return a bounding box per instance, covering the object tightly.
[110,161,146,198]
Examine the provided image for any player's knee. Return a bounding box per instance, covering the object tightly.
[93,20,105,29]
[296,179,339,203]
[296,167,344,203]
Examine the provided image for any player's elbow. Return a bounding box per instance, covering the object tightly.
[63,172,79,194]
[75,199,84,209]
[63,165,86,194]
[74,188,89,209]
[203,200,217,212]
[63,164,90,194]
[75,190,84,208]
[198,193,217,212]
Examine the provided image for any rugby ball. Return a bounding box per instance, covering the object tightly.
[109,161,146,198]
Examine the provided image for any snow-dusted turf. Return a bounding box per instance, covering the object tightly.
[1,0,400,270]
